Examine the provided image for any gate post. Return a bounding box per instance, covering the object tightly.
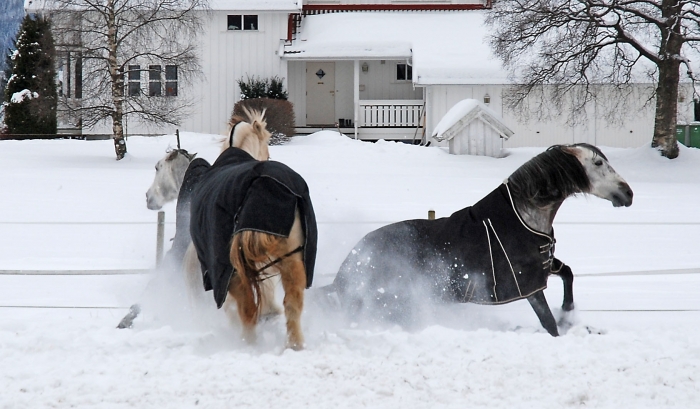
[156,211,165,267]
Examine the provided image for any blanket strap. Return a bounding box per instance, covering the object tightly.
[256,245,305,276]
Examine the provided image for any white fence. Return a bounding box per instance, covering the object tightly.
[359,99,424,127]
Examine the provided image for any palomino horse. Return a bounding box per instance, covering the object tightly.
[183,110,317,350]
[328,144,633,336]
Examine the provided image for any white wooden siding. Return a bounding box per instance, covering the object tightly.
[180,11,289,136]
[426,84,697,148]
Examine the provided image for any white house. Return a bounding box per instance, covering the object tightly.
[25,0,699,148]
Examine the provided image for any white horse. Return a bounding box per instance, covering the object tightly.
[146,149,196,210]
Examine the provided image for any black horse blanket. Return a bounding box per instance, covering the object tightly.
[190,147,317,308]
[334,182,555,308]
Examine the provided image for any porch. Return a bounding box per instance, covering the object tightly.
[294,99,425,141]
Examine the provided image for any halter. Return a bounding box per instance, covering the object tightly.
[228,121,243,148]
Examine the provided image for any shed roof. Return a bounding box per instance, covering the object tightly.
[283,11,508,85]
[432,99,514,142]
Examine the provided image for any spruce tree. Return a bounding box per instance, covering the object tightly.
[3,14,57,137]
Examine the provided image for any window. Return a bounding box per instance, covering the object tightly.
[396,63,413,81]
[227,14,258,30]
[165,65,178,96]
[149,65,162,96]
[396,63,412,81]
[75,52,82,99]
[128,65,141,96]
[227,15,241,30]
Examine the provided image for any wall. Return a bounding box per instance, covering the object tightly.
[426,83,697,148]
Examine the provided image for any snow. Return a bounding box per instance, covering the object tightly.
[284,11,508,85]
[1,132,700,407]
[10,89,38,103]
[431,98,512,141]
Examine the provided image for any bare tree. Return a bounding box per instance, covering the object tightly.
[47,0,208,160]
[485,0,700,159]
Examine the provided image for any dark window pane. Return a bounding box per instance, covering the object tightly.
[149,81,161,96]
[149,65,161,81]
[75,53,83,99]
[165,65,177,81]
[227,15,241,30]
[244,15,258,30]
[165,81,178,96]
[128,65,140,80]
[397,64,406,81]
[128,82,140,96]
[396,63,412,81]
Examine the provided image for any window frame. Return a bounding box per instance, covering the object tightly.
[165,65,178,97]
[227,14,258,31]
[396,62,413,82]
[148,65,162,97]
[127,64,141,97]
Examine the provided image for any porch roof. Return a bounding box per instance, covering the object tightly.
[283,11,508,85]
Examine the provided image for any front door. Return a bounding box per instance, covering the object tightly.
[306,62,335,126]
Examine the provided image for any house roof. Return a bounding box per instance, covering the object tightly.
[432,99,514,141]
[283,11,508,85]
[25,0,301,13]
[208,0,300,12]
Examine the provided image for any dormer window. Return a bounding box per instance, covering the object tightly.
[228,15,258,31]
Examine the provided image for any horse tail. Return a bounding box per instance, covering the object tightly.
[230,230,285,315]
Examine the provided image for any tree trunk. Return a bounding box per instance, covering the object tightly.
[107,0,127,161]
[651,60,681,159]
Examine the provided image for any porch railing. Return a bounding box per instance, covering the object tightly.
[359,100,424,128]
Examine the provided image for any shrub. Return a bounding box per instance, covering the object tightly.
[237,76,288,100]
[232,97,295,143]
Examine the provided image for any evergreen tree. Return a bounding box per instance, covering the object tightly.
[3,14,57,136]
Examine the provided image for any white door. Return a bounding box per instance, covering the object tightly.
[306,62,336,126]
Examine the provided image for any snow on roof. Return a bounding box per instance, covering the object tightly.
[25,0,301,13]
[283,11,508,85]
[208,0,300,11]
[432,98,513,141]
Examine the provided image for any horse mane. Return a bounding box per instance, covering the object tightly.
[508,144,594,207]
[222,107,271,156]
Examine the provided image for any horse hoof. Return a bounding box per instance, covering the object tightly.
[116,304,141,329]
[287,342,304,351]
[561,302,575,312]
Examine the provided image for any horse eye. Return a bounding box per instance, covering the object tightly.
[594,160,603,166]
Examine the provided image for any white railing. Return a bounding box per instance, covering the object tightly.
[359,100,424,127]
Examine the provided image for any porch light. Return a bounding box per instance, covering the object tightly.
[361,62,369,73]
[483,94,491,105]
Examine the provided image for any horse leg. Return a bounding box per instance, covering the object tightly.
[278,254,307,350]
[551,258,574,311]
[527,290,559,336]
[227,272,258,344]
[258,274,283,320]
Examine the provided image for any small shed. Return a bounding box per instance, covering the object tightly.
[432,99,514,157]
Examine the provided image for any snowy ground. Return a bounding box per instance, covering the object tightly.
[1,132,699,408]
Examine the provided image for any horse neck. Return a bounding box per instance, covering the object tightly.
[513,198,564,236]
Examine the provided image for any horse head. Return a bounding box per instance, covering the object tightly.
[223,107,271,161]
[565,143,633,208]
[146,148,196,210]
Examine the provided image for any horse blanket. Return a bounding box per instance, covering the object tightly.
[190,147,317,308]
[334,182,555,307]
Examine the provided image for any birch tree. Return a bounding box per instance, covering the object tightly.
[486,0,700,159]
[48,0,207,160]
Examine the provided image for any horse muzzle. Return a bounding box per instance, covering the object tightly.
[611,182,633,207]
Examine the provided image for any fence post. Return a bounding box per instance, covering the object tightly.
[156,211,165,267]
[428,210,435,220]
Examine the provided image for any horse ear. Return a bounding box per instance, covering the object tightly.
[165,150,179,161]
